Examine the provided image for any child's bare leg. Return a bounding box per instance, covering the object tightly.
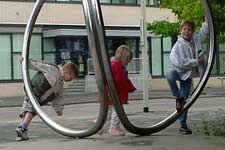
[94,107,112,135]
[108,107,125,136]
[17,112,34,130]
[16,112,34,141]
[23,112,34,125]
[20,112,34,130]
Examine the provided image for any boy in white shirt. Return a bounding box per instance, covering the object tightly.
[166,19,208,134]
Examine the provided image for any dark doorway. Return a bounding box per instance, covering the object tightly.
[55,37,88,78]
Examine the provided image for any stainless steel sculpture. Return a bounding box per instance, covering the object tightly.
[22,0,215,137]
[22,0,108,138]
[105,0,216,135]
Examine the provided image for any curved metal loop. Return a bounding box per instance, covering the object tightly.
[22,0,215,137]
[22,0,108,138]
[102,0,216,135]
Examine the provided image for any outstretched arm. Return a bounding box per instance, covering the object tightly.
[198,19,209,42]
[52,96,64,116]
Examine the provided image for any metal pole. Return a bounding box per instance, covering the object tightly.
[140,0,149,112]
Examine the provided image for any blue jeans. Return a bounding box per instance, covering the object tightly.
[166,69,192,127]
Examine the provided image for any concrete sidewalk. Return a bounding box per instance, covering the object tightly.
[0,87,224,108]
[1,132,225,150]
[0,95,225,150]
[0,87,225,150]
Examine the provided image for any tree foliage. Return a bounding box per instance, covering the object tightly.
[147,20,180,37]
[148,0,225,41]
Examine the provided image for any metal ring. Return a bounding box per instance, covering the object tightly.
[23,0,215,137]
[22,0,108,138]
[101,0,216,135]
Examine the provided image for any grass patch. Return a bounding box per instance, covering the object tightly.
[194,109,225,137]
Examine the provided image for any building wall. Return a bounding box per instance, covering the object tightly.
[0,26,42,33]
[0,1,222,97]
[0,1,176,25]
[0,83,25,97]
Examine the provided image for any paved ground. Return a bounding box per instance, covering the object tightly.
[0,87,225,150]
[0,87,225,107]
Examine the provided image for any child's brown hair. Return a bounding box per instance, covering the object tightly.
[63,62,79,79]
[114,45,133,65]
[180,20,195,32]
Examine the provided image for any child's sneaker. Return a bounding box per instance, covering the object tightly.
[97,129,103,135]
[108,128,125,136]
[16,127,29,141]
[179,125,192,135]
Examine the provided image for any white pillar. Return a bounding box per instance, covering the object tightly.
[140,0,149,112]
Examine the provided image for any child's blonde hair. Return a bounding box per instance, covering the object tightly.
[63,62,79,79]
[180,20,195,32]
[114,45,133,65]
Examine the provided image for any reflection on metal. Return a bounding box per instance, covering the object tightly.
[106,0,215,135]
[22,0,215,137]
[22,0,108,138]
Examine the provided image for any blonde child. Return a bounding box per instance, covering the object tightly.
[98,45,136,136]
[16,57,78,141]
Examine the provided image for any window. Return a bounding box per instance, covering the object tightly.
[12,34,23,80]
[0,34,11,80]
[12,34,42,80]
[126,39,136,57]
[30,35,42,61]
[106,39,114,57]
[149,0,160,5]
[151,37,162,76]
[125,0,137,4]
[137,0,160,6]
[43,38,56,64]
[162,37,172,76]
[100,0,111,3]
[112,0,121,4]
[56,0,70,2]
[219,43,225,74]
[44,0,161,5]
[126,39,139,73]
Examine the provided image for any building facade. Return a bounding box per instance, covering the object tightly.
[0,0,177,81]
[0,0,224,96]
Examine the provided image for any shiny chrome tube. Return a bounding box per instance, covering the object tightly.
[104,0,215,135]
[22,0,108,138]
[22,0,215,137]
